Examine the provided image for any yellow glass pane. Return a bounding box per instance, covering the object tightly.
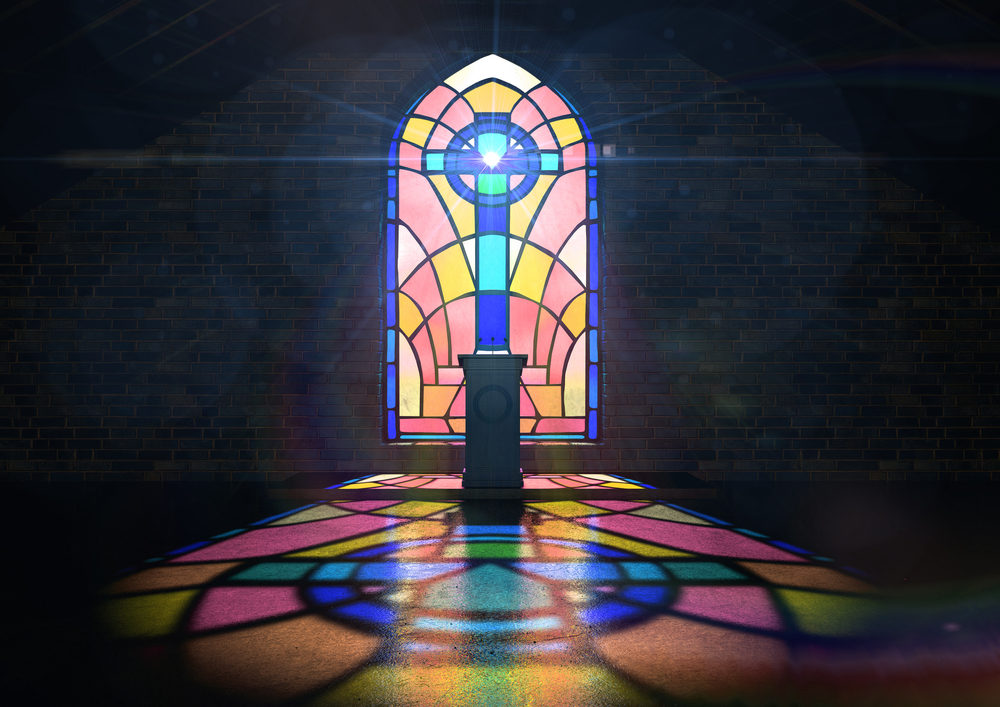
[371,501,456,517]
[463,81,521,114]
[428,175,474,237]
[551,117,582,146]
[510,244,552,302]
[337,482,381,489]
[563,293,586,337]
[431,244,474,303]
[99,589,197,638]
[563,336,585,415]
[528,501,611,518]
[526,385,562,417]
[423,385,459,416]
[401,117,434,147]
[777,589,882,637]
[399,334,420,416]
[509,175,554,237]
[398,293,423,337]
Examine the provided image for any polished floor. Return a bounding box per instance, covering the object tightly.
[7,475,1000,705]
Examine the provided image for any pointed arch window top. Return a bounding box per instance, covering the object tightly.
[443,54,542,93]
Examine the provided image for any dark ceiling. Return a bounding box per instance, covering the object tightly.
[1,0,998,228]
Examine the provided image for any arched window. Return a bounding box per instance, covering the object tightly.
[386,55,599,442]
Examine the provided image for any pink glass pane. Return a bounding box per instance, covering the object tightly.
[398,478,433,487]
[401,262,443,316]
[172,515,403,561]
[520,385,537,416]
[510,96,544,133]
[581,515,808,562]
[335,500,402,511]
[398,171,457,255]
[446,297,475,364]
[562,142,586,171]
[522,477,564,489]
[547,328,572,384]
[397,226,426,288]
[521,367,546,384]
[411,326,436,384]
[448,385,466,416]
[585,500,649,511]
[414,85,457,120]
[530,125,557,150]
[429,308,450,366]
[439,367,465,384]
[191,587,304,631]
[535,309,557,366]
[672,586,783,631]
[398,141,423,171]
[385,475,418,485]
[440,97,474,132]
[427,124,454,150]
[551,478,586,487]
[543,261,584,320]
[535,418,585,433]
[421,478,464,489]
[510,297,539,365]
[400,418,450,433]
[527,170,585,251]
[528,86,570,120]
[511,174,525,189]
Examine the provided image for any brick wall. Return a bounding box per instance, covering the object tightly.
[2,50,998,480]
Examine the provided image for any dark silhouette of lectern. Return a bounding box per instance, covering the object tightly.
[459,354,526,488]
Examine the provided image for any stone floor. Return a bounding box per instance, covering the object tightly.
[6,474,1000,705]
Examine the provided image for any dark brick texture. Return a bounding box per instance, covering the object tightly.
[3,51,998,481]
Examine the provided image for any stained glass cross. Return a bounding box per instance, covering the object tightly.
[425,121,560,353]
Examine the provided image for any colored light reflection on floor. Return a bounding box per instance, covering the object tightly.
[329,473,653,490]
[99,487,1000,706]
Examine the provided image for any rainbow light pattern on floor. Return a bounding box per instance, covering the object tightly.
[329,472,653,490]
[98,494,1000,705]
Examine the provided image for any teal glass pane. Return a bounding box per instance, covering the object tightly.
[426,153,444,171]
[477,132,506,157]
[540,153,559,171]
[478,234,507,290]
[477,174,507,195]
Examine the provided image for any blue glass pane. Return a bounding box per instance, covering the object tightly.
[621,586,668,604]
[477,294,507,346]
[388,411,397,438]
[386,224,396,290]
[588,410,597,439]
[456,525,525,535]
[771,540,811,555]
[513,562,619,581]
[387,330,395,363]
[589,224,599,286]
[587,142,596,166]
[588,293,598,327]
[335,601,396,624]
[588,177,597,198]
[357,562,465,581]
[589,330,598,363]
[478,234,507,290]
[589,365,598,408]
[387,294,396,327]
[387,364,396,408]
[478,205,506,233]
[579,602,640,625]
[388,177,397,198]
[413,616,560,633]
[308,586,354,604]
[387,201,395,219]
[588,200,597,219]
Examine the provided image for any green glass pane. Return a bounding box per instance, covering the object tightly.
[477,174,508,195]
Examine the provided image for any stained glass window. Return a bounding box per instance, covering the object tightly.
[386,55,600,442]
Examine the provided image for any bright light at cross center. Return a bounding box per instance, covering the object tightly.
[482,151,501,167]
